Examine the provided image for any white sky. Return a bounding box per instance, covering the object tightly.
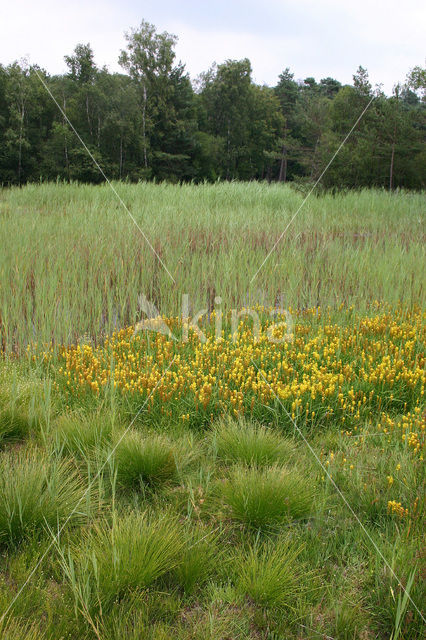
[1,0,425,93]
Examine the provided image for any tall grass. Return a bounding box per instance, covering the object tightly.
[0,617,45,640]
[0,182,424,351]
[0,449,95,546]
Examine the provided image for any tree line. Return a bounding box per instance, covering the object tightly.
[0,20,424,189]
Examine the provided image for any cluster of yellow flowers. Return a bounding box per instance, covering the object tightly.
[336,409,425,462]
[45,306,424,432]
[387,500,409,518]
[377,409,425,458]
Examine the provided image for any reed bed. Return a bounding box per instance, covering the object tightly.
[0,182,424,351]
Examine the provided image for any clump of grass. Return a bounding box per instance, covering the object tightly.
[0,408,30,445]
[53,412,114,456]
[113,431,188,489]
[219,465,316,529]
[0,617,44,640]
[235,536,305,610]
[173,524,223,594]
[212,417,295,466]
[0,448,95,546]
[97,596,150,640]
[176,604,252,640]
[0,365,47,445]
[64,511,185,611]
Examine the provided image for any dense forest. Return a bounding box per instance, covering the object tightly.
[0,20,425,188]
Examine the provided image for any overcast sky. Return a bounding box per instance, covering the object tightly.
[2,0,425,93]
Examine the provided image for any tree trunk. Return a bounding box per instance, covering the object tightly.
[278,145,287,182]
[226,118,231,179]
[310,136,320,180]
[86,94,93,137]
[17,104,24,184]
[63,93,70,180]
[389,139,395,191]
[389,89,399,191]
[142,84,148,168]
[119,136,123,179]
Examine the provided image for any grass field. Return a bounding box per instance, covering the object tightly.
[0,182,425,639]
[0,182,424,350]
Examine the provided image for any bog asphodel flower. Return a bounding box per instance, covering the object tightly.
[42,305,424,461]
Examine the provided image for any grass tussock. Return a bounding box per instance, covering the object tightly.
[172,523,224,594]
[176,605,252,640]
[0,409,31,446]
[219,464,317,529]
[212,416,295,466]
[235,536,306,610]
[0,448,95,546]
[53,411,114,456]
[113,431,190,489]
[0,365,48,445]
[63,511,185,611]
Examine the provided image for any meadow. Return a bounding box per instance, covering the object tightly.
[0,182,424,639]
[0,182,425,350]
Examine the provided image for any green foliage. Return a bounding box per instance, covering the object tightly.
[63,511,185,611]
[117,21,198,180]
[0,617,45,640]
[53,411,114,456]
[0,448,94,546]
[219,465,316,529]
[235,536,305,609]
[198,58,284,179]
[172,524,223,593]
[113,431,188,488]
[0,31,423,187]
[212,417,295,467]
[64,43,97,84]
